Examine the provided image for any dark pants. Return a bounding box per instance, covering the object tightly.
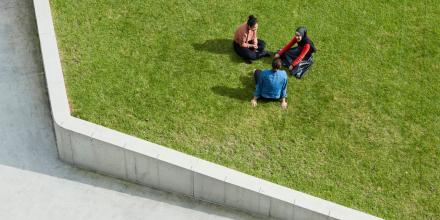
[233,39,266,61]
[280,47,314,79]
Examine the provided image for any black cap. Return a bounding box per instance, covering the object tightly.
[295,26,307,37]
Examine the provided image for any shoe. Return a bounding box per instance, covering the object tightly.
[258,51,271,58]
[244,59,253,64]
[265,51,273,57]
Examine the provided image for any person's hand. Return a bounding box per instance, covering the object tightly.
[274,53,280,59]
[281,100,288,109]
[289,65,294,71]
[252,44,258,49]
[251,99,257,107]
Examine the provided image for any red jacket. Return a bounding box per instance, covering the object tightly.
[276,37,311,66]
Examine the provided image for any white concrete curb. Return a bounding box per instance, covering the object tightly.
[33,0,383,219]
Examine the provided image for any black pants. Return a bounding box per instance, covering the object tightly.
[233,39,266,61]
[280,47,314,79]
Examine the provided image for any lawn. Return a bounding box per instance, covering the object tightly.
[50,0,439,219]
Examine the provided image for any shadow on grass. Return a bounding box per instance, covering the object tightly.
[192,39,243,63]
[211,75,254,101]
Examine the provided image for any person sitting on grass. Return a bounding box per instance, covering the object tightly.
[233,15,270,64]
[251,58,288,109]
[274,26,316,79]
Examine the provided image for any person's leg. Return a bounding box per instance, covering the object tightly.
[285,47,301,56]
[283,47,301,66]
[291,55,314,79]
[242,48,257,60]
[246,40,269,59]
[233,41,240,54]
[257,39,266,52]
[255,39,271,58]
[253,69,262,84]
[234,42,257,61]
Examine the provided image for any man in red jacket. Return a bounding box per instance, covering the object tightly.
[274,27,316,79]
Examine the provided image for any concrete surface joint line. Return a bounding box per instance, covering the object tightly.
[33,0,383,219]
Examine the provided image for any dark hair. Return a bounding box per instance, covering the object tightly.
[272,58,282,70]
[247,15,257,27]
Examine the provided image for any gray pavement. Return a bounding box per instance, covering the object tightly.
[0,1,268,219]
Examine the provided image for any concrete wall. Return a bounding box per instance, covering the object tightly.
[33,0,383,219]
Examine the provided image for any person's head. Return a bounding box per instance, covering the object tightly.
[247,15,257,30]
[295,26,307,42]
[272,58,282,71]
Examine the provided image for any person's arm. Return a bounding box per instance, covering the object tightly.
[252,76,263,107]
[280,76,288,109]
[253,81,262,99]
[280,97,287,109]
[240,32,249,48]
[252,25,258,48]
[280,78,287,99]
[251,96,258,107]
[253,37,258,49]
[291,44,310,66]
[276,37,297,57]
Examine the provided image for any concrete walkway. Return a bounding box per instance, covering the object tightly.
[0,1,268,219]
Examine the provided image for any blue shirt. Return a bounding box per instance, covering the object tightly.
[254,69,288,99]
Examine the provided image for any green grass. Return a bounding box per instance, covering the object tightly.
[50,0,440,219]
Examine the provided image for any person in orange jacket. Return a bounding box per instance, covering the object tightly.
[233,15,270,64]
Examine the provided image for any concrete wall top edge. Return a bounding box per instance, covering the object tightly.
[193,159,230,181]
[33,0,53,35]
[62,117,95,136]
[92,123,127,147]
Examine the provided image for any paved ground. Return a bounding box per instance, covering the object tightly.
[0,1,269,219]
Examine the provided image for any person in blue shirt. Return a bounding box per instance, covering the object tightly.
[251,58,288,109]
